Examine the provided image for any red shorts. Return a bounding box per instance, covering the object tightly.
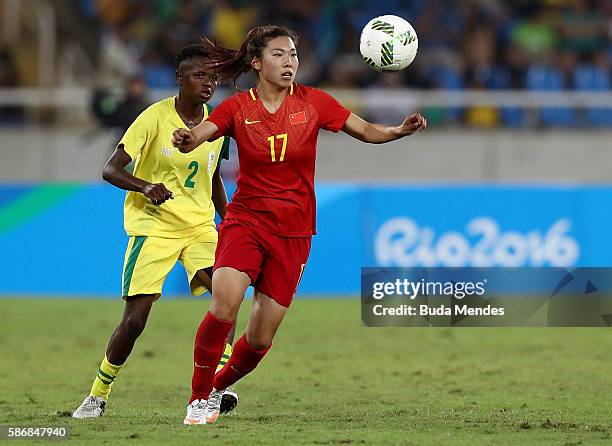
[213,219,311,307]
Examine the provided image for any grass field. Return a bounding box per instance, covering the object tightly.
[1,297,611,445]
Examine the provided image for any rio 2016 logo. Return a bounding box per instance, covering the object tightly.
[375,217,580,267]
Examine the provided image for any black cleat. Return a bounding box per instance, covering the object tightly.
[220,387,238,414]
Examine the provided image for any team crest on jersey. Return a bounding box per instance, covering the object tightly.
[161,147,174,157]
[289,111,307,125]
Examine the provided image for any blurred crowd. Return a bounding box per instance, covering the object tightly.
[1,0,612,127]
[77,0,612,127]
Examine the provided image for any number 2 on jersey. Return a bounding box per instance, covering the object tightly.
[267,133,288,162]
[184,161,199,188]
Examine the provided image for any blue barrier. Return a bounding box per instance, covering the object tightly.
[0,183,609,297]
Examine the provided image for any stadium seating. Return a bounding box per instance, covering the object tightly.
[574,64,612,127]
[526,64,575,127]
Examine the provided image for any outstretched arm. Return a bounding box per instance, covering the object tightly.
[341,112,427,144]
[172,120,219,153]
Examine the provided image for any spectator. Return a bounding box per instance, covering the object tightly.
[100,20,143,87]
[0,45,23,125]
[16,0,612,128]
[115,75,150,133]
[558,0,606,54]
[90,75,149,137]
[510,5,558,62]
[209,0,258,49]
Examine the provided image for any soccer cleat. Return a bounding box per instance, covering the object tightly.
[183,399,207,425]
[220,386,239,414]
[205,388,223,423]
[72,395,106,419]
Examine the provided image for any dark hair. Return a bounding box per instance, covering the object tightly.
[175,44,211,72]
[199,25,298,88]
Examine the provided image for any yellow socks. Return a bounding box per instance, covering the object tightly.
[88,343,230,401]
[216,342,233,373]
[89,356,124,401]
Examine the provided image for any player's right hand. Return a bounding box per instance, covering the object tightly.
[172,128,197,153]
[142,183,173,206]
[397,113,427,136]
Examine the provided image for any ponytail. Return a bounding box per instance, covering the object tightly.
[200,25,298,89]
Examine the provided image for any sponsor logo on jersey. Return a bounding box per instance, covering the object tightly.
[207,151,215,174]
[161,147,174,157]
[244,118,261,125]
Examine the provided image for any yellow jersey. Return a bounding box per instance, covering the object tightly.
[119,97,229,238]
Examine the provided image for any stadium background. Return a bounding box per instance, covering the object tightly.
[1,0,611,296]
[2,1,612,444]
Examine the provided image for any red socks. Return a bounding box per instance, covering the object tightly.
[213,335,271,391]
[190,312,233,404]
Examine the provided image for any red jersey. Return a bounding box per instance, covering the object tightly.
[208,83,351,237]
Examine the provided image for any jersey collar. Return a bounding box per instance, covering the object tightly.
[248,83,294,101]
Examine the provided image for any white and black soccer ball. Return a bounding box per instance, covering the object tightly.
[359,15,418,72]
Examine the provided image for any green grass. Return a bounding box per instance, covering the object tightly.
[1,297,611,445]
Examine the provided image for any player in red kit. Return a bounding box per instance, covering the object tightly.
[173,26,427,425]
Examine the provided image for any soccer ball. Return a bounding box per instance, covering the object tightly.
[359,15,418,72]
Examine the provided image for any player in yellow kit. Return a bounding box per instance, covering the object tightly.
[73,45,237,420]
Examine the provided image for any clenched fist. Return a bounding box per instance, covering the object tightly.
[172,128,198,153]
[142,183,173,206]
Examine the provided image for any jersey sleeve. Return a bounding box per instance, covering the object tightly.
[117,107,157,160]
[308,87,351,133]
[220,137,230,160]
[205,103,231,161]
[207,96,236,139]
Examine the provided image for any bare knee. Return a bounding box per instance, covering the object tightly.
[210,287,242,320]
[210,269,249,320]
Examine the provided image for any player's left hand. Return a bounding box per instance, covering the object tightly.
[396,113,427,136]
